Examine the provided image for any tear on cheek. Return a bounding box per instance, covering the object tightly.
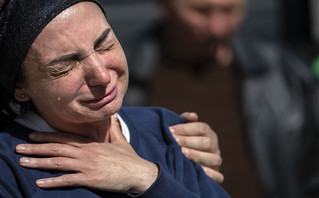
[57,97,61,101]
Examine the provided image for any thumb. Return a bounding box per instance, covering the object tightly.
[109,114,127,144]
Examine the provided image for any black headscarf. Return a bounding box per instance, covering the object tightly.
[0,0,105,93]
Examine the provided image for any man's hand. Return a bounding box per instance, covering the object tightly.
[170,112,224,183]
[15,115,158,194]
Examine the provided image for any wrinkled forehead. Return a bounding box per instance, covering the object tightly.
[29,2,110,65]
[0,0,105,93]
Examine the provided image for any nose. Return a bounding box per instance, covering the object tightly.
[207,13,232,39]
[81,52,111,87]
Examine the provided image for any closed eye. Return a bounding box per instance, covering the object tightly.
[96,42,115,53]
[49,60,79,77]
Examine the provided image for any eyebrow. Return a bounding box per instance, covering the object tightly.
[94,28,111,49]
[47,28,112,66]
[48,53,80,66]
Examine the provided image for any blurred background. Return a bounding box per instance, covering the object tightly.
[100,0,318,70]
[98,0,318,197]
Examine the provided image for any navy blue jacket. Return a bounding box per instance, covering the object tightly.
[0,107,229,197]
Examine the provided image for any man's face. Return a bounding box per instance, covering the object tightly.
[161,0,246,60]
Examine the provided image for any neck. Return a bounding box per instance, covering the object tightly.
[44,114,113,143]
[17,110,119,143]
[76,119,112,142]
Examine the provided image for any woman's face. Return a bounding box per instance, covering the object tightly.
[16,2,128,130]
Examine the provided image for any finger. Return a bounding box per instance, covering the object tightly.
[174,135,216,152]
[19,156,82,172]
[28,132,93,147]
[16,143,83,158]
[180,112,199,122]
[181,147,222,169]
[202,166,224,184]
[109,114,127,144]
[170,122,213,137]
[35,173,87,189]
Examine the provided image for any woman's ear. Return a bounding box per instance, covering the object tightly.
[14,83,30,102]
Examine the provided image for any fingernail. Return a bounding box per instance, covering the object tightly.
[174,136,180,143]
[20,158,30,164]
[36,180,45,186]
[182,147,189,156]
[16,145,26,151]
[169,127,175,133]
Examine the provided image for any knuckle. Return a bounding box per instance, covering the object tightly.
[198,122,218,139]
[52,158,64,167]
[49,144,63,154]
[201,136,213,150]
[199,123,216,137]
[178,136,186,145]
[185,148,194,158]
[212,155,223,167]
[61,175,74,185]
[27,145,40,153]
[31,159,40,166]
[197,122,211,134]
[184,149,199,163]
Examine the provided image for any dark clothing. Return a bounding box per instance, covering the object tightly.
[0,107,229,198]
[124,23,319,198]
[145,59,262,197]
[234,38,319,198]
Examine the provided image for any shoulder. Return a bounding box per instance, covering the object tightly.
[0,122,32,150]
[0,121,33,164]
[0,122,34,171]
[0,122,38,197]
[119,107,230,197]
[118,106,186,155]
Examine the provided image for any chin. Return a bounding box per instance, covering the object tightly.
[103,97,123,115]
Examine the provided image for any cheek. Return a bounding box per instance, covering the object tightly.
[28,75,82,108]
[179,12,206,36]
[106,50,128,80]
[114,59,129,95]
